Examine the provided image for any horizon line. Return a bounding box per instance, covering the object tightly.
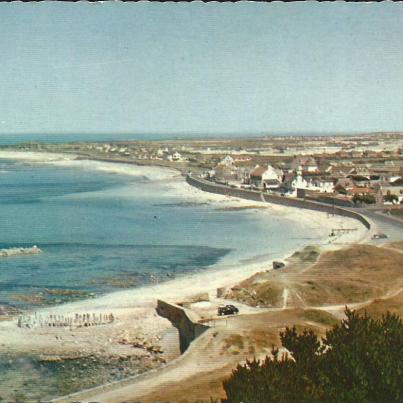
[0,130,402,141]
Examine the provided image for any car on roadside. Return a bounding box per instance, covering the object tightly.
[218,304,239,316]
[372,233,388,239]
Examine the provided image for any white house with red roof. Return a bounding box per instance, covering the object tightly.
[292,167,334,194]
[249,165,283,189]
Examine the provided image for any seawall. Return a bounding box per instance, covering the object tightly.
[156,299,209,353]
[186,174,371,230]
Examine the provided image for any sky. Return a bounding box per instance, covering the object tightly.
[1,2,403,140]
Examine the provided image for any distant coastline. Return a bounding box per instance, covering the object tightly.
[0,131,402,146]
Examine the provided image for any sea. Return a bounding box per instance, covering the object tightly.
[0,132,259,146]
[0,154,327,400]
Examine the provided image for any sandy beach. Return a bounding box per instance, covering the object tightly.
[0,150,372,400]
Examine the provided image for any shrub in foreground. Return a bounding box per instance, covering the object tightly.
[223,309,403,403]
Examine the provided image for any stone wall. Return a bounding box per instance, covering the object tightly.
[297,188,354,208]
[186,175,370,230]
[156,299,209,353]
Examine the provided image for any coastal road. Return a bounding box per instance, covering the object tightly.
[356,208,403,243]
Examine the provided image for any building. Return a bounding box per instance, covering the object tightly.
[292,167,334,194]
[335,177,355,191]
[233,155,252,163]
[291,156,319,173]
[219,155,235,166]
[249,165,283,189]
[214,163,238,181]
[346,187,376,197]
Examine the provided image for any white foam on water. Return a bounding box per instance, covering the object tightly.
[0,150,368,317]
[0,150,179,181]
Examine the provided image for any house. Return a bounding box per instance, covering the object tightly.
[281,172,295,192]
[351,151,363,158]
[201,169,216,180]
[249,165,283,189]
[233,155,252,163]
[249,166,265,187]
[214,163,238,181]
[220,155,235,166]
[364,150,380,158]
[389,176,403,185]
[172,152,183,161]
[346,187,375,197]
[291,156,319,173]
[348,166,371,177]
[334,177,354,193]
[326,165,353,179]
[292,168,334,194]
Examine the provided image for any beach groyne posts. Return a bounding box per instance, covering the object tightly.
[54,302,208,403]
[156,299,209,353]
[17,312,114,329]
[186,175,371,230]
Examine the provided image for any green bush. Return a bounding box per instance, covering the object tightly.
[222,309,402,403]
[352,193,376,204]
[334,184,347,195]
[384,193,398,203]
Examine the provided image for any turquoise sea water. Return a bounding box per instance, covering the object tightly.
[0,156,325,400]
[0,133,172,145]
[0,132,261,146]
[0,160,228,308]
[0,158,323,310]
[0,131,315,147]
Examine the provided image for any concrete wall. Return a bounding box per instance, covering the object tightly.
[156,299,209,353]
[186,175,370,230]
[306,195,353,208]
[297,188,354,207]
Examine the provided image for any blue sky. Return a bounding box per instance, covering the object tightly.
[1,2,403,138]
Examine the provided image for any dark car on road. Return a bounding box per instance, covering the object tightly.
[218,305,239,316]
[372,233,388,239]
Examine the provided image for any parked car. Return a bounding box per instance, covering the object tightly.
[218,305,239,316]
[273,261,285,270]
[372,233,388,239]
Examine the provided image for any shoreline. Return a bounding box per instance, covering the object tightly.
[0,150,369,306]
[0,149,369,317]
[0,150,372,400]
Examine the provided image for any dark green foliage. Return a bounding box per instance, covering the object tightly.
[222,309,403,403]
[384,193,398,203]
[334,184,347,195]
[352,193,376,205]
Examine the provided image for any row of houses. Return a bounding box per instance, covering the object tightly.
[204,155,403,204]
[85,143,186,162]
